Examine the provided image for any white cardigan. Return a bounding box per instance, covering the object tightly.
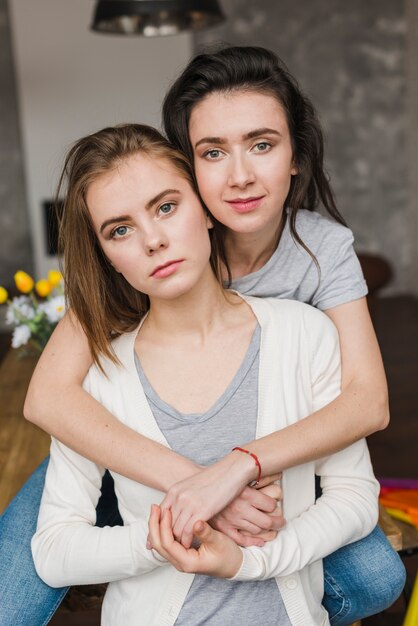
[32,297,379,626]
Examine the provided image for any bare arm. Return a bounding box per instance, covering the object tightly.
[162,297,388,544]
[241,296,388,472]
[24,311,197,492]
[24,311,282,541]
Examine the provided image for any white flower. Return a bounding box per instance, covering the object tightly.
[38,295,66,323]
[11,324,31,348]
[5,305,18,325]
[6,296,35,324]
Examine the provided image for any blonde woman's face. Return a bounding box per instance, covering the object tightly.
[189,90,297,238]
[87,153,213,302]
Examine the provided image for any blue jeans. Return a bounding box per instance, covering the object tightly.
[0,458,406,626]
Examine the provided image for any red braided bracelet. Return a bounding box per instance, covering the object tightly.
[232,446,262,487]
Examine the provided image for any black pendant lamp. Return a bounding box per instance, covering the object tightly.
[91,0,225,36]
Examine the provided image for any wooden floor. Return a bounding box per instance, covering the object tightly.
[0,350,50,511]
[0,294,417,625]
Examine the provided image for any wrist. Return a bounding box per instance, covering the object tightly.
[228,449,259,487]
[231,447,261,486]
[226,547,245,579]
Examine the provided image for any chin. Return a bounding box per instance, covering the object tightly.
[150,280,197,302]
[227,216,275,234]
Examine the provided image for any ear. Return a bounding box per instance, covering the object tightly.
[290,161,298,176]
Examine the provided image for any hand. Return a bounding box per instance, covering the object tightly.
[160,451,282,548]
[160,453,256,548]
[148,505,243,578]
[210,483,285,548]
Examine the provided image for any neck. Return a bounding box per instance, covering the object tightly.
[224,213,286,279]
[144,266,235,342]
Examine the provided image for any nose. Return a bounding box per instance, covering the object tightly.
[228,152,256,189]
[143,223,168,256]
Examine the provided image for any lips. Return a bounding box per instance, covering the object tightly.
[151,259,184,279]
[226,196,264,213]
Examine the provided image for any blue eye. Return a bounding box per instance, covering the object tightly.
[110,225,130,239]
[158,203,175,215]
[254,142,271,152]
[203,149,222,160]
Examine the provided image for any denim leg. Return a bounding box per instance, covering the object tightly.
[0,457,67,626]
[323,525,406,626]
[0,460,122,626]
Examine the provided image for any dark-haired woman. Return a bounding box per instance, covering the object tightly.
[0,47,405,626]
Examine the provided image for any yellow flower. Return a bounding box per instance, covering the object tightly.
[0,286,8,304]
[35,279,53,298]
[48,269,63,287]
[14,270,34,294]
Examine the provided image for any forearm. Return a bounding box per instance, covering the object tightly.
[219,298,389,496]
[242,376,387,477]
[32,519,165,587]
[32,438,167,587]
[34,385,197,491]
[24,313,198,492]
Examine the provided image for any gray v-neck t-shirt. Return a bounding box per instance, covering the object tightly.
[135,324,291,626]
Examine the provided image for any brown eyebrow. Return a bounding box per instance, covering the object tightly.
[99,189,181,234]
[194,128,281,149]
[100,215,130,234]
[244,128,282,140]
[145,188,181,210]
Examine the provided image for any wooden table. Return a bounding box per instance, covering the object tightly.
[0,349,50,512]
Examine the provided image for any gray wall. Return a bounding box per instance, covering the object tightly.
[196,0,413,294]
[0,0,32,287]
[406,0,418,294]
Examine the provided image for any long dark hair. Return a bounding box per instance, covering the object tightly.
[163,45,347,271]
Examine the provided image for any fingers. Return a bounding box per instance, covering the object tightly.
[233,505,279,533]
[148,505,193,571]
[257,529,278,542]
[255,473,282,489]
[266,513,286,530]
[193,520,216,544]
[241,486,281,513]
[224,527,265,548]
[172,510,194,548]
[257,483,282,500]
[148,504,163,554]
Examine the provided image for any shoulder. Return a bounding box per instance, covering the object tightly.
[246,296,337,337]
[291,209,354,250]
[83,327,139,392]
[283,210,367,310]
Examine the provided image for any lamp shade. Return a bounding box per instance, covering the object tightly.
[91,0,225,36]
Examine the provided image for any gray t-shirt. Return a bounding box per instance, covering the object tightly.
[135,325,291,626]
[229,209,367,310]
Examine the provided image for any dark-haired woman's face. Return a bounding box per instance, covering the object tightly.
[189,90,297,240]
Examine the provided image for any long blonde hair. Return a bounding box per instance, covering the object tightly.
[57,123,224,367]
